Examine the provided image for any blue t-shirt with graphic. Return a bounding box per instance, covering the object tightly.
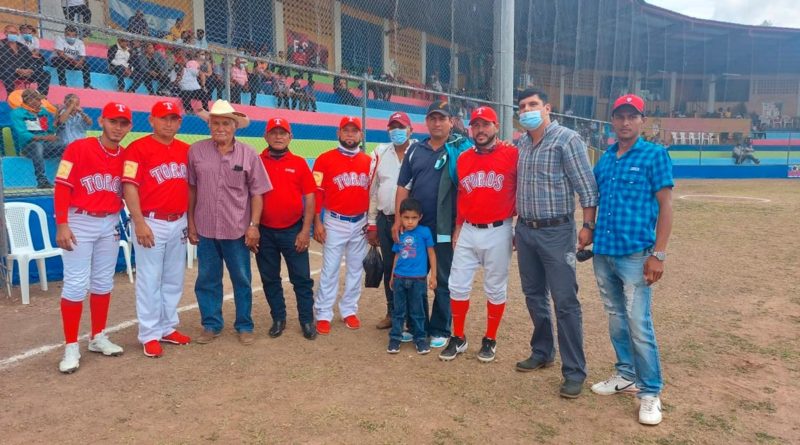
[392,225,434,278]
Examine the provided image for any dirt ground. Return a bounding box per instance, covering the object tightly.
[1,179,798,445]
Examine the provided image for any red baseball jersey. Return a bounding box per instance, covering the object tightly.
[54,137,125,213]
[456,141,518,225]
[122,135,190,214]
[260,150,316,229]
[312,149,372,215]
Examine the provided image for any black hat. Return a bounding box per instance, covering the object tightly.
[427,100,452,117]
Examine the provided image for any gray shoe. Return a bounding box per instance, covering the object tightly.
[515,356,555,372]
[559,380,583,399]
[438,336,468,361]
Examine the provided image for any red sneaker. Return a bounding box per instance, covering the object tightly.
[161,330,191,345]
[316,320,331,335]
[344,315,361,330]
[143,340,163,358]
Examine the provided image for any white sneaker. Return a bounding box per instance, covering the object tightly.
[429,336,448,348]
[639,396,663,425]
[87,332,124,356]
[59,343,81,374]
[591,374,639,395]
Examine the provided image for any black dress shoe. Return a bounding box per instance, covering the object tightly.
[515,356,555,372]
[268,320,286,338]
[301,322,317,340]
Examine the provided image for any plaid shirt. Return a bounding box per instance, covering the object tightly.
[516,121,598,220]
[593,138,674,256]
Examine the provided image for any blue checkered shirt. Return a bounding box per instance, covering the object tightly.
[593,138,674,256]
[516,121,598,220]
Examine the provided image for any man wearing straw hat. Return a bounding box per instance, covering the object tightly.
[187,100,272,346]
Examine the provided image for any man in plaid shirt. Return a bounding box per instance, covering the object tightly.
[589,94,673,426]
[513,88,598,399]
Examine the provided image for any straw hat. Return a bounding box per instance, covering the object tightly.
[208,100,250,128]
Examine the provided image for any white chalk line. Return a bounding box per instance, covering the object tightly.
[0,250,329,371]
[679,194,772,203]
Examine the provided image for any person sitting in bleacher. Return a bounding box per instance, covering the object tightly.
[229,57,250,105]
[127,9,149,36]
[9,89,66,188]
[297,79,317,112]
[56,93,92,146]
[129,41,170,95]
[51,25,93,89]
[172,50,207,113]
[333,72,359,106]
[107,37,132,91]
[196,29,208,49]
[0,24,52,96]
[289,74,303,110]
[272,73,290,109]
[249,60,272,106]
[166,17,186,41]
[732,138,761,165]
[19,24,44,66]
[177,30,194,45]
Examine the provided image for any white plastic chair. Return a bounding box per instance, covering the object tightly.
[708,132,719,144]
[4,202,63,304]
[118,208,134,283]
[687,132,698,145]
[678,132,687,145]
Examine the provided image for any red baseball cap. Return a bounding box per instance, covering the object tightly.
[387,111,411,127]
[339,116,362,131]
[151,100,182,118]
[612,94,645,115]
[266,117,291,134]
[469,106,498,125]
[102,102,132,121]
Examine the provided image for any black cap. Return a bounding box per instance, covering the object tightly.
[427,100,452,117]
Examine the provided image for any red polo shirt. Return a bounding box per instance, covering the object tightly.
[260,150,316,229]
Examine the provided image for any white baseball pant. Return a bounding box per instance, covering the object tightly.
[448,218,513,304]
[61,210,120,301]
[313,215,367,321]
[132,215,187,343]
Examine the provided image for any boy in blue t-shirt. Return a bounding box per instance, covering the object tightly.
[388,198,437,354]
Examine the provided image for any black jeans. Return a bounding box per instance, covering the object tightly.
[420,233,453,339]
[1,69,51,95]
[108,64,127,90]
[376,212,396,314]
[51,56,91,87]
[66,4,91,25]
[255,221,315,324]
[178,89,207,113]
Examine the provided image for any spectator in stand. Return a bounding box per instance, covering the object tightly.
[129,42,170,95]
[334,72,359,106]
[196,29,208,49]
[272,73,290,109]
[127,10,149,36]
[197,50,214,101]
[298,79,317,112]
[173,50,207,113]
[429,73,443,92]
[248,60,272,106]
[724,107,732,119]
[288,74,303,110]
[18,24,43,63]
[178,30,194,46]
[51,25,93,89]
[64,0,92,36]
[0,24,52,95]
[167,17,185,41]
[229,57,250,105]
[107,37,132,91]
[10,89,66,188]
[274,50,289,76]
[56,93,92,145]
[205,54,225,100]
[732,138,761,165]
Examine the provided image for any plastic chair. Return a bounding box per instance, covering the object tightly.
[708,132,719,144]
[4,202,63,304]
[687,132,698,145]
[677,132,687,145]
[118,206,134,283]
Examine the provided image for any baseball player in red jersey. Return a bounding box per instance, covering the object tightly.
[439,106,518,363]
[122,100,192,358]
[312,116,372,334]
[256,117,317,340]
[54,102,133,373]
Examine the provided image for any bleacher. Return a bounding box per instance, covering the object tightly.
[1,36,439,191]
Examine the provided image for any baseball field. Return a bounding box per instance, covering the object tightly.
[1,179,798,444]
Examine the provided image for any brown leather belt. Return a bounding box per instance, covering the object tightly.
[521,215,571,229]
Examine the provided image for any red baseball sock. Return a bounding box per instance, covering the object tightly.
[89,293,111,338]
[485,301,506,340]
[60,298,83,344]
[451,299,470,338]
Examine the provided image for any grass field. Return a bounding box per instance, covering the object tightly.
[0,179,798,444]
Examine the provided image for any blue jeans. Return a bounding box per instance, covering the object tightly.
[593,251,663,397]
[423,240,453,339]
[195,236,254,333]
[254,222,314,324]
[389,277,427,343]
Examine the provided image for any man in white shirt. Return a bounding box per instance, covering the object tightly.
[51,25,93,88]
[367,112,416,329]
[107,38,131,91]
[64,0,92,36]
[196,29,208,49]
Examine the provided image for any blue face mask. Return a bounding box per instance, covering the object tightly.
[519,110,543,130]
[389,128,408,146]
[22,34,33,42]
[6,34,19,43]
[66,37,77,45]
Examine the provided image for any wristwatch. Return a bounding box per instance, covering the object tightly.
[582,222,595,231]
[651,251,666,261]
